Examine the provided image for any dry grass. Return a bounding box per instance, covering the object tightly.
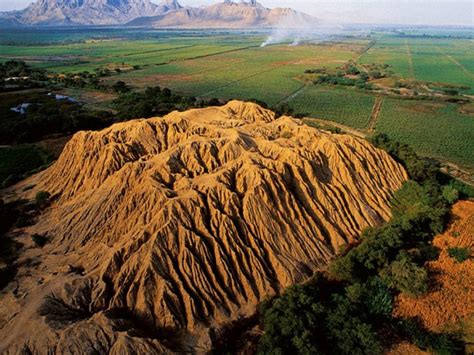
[393,200,474,332]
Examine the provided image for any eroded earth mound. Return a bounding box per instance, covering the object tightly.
[0,101,407,353]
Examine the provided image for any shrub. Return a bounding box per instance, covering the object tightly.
[258,282,326,354]
[442,186,459,204]
[32,233,47,247]
[325,295,382,355]
[369,70,383,79]
[363,277,394,318]
[359,72,369,81]
[35,191,51,207]
[112,80,131,93]
[345,277,393,319]
[15,215,32,228]
[329,252,357,281]
[447,247,470,263]
[381,254,428,298]
[346,65,360,75]
[398,318,463,354]
[273,103,294,118]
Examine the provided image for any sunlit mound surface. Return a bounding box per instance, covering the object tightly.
[0,101,407,353]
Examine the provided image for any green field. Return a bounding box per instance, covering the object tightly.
[100,41,364,105]
[1,29,473,171]
[289,86,375,129]
[360,37,474,94]
[359,37,414,78]
[376,99,474,169]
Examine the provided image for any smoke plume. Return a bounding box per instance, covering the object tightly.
[260,16,344,47]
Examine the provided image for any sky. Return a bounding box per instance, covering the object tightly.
[0,0,472,26]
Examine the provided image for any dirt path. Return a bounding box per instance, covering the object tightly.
[274,85,307,106]
[303,117,367,139]
[366,96,384,133]
[120,44,197,58]
[175,45,261,64]
[353,39,377,63]
[439,160,474,187]
[405,39,415,79]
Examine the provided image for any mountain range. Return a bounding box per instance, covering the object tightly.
[0,0,317,28]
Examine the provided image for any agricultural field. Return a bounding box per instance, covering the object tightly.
[359,36,474,94]
[288,86,375,129]
[0,28,473,174]
[101,41,366,106]
[376,98,474,170]
[359,37,414,78]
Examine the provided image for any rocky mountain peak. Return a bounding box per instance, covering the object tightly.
[157,0,182,12]
[1,0,317,27]
[8,0,162,25]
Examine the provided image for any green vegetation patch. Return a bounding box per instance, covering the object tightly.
[289,86,375,129]
[376,98,474,170]
[447,247,471,263]
[0,145,51,187]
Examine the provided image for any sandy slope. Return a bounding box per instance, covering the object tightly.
[0,101,407,353]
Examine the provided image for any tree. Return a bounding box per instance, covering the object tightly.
[442,186,459,204]
[359,72,369,81]
[369,70,382,79]
[112,81,130,93]
[381,254,428,298]
[346,65,360,75]
[447,247,470,263]
[325,294,382,355]
[259,283,327,354]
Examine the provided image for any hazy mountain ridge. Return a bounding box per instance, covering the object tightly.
[128,1,316,28]
[2,0,176,26]
[0,0,317,28]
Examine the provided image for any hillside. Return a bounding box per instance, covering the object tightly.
[1,0,174,26]
[0,101,407,353]
[1,0,317,27]
[128,1,317,28]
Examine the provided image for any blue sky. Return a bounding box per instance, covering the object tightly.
[1,0,472,25]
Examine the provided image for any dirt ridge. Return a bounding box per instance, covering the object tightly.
[0,101,408,353]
